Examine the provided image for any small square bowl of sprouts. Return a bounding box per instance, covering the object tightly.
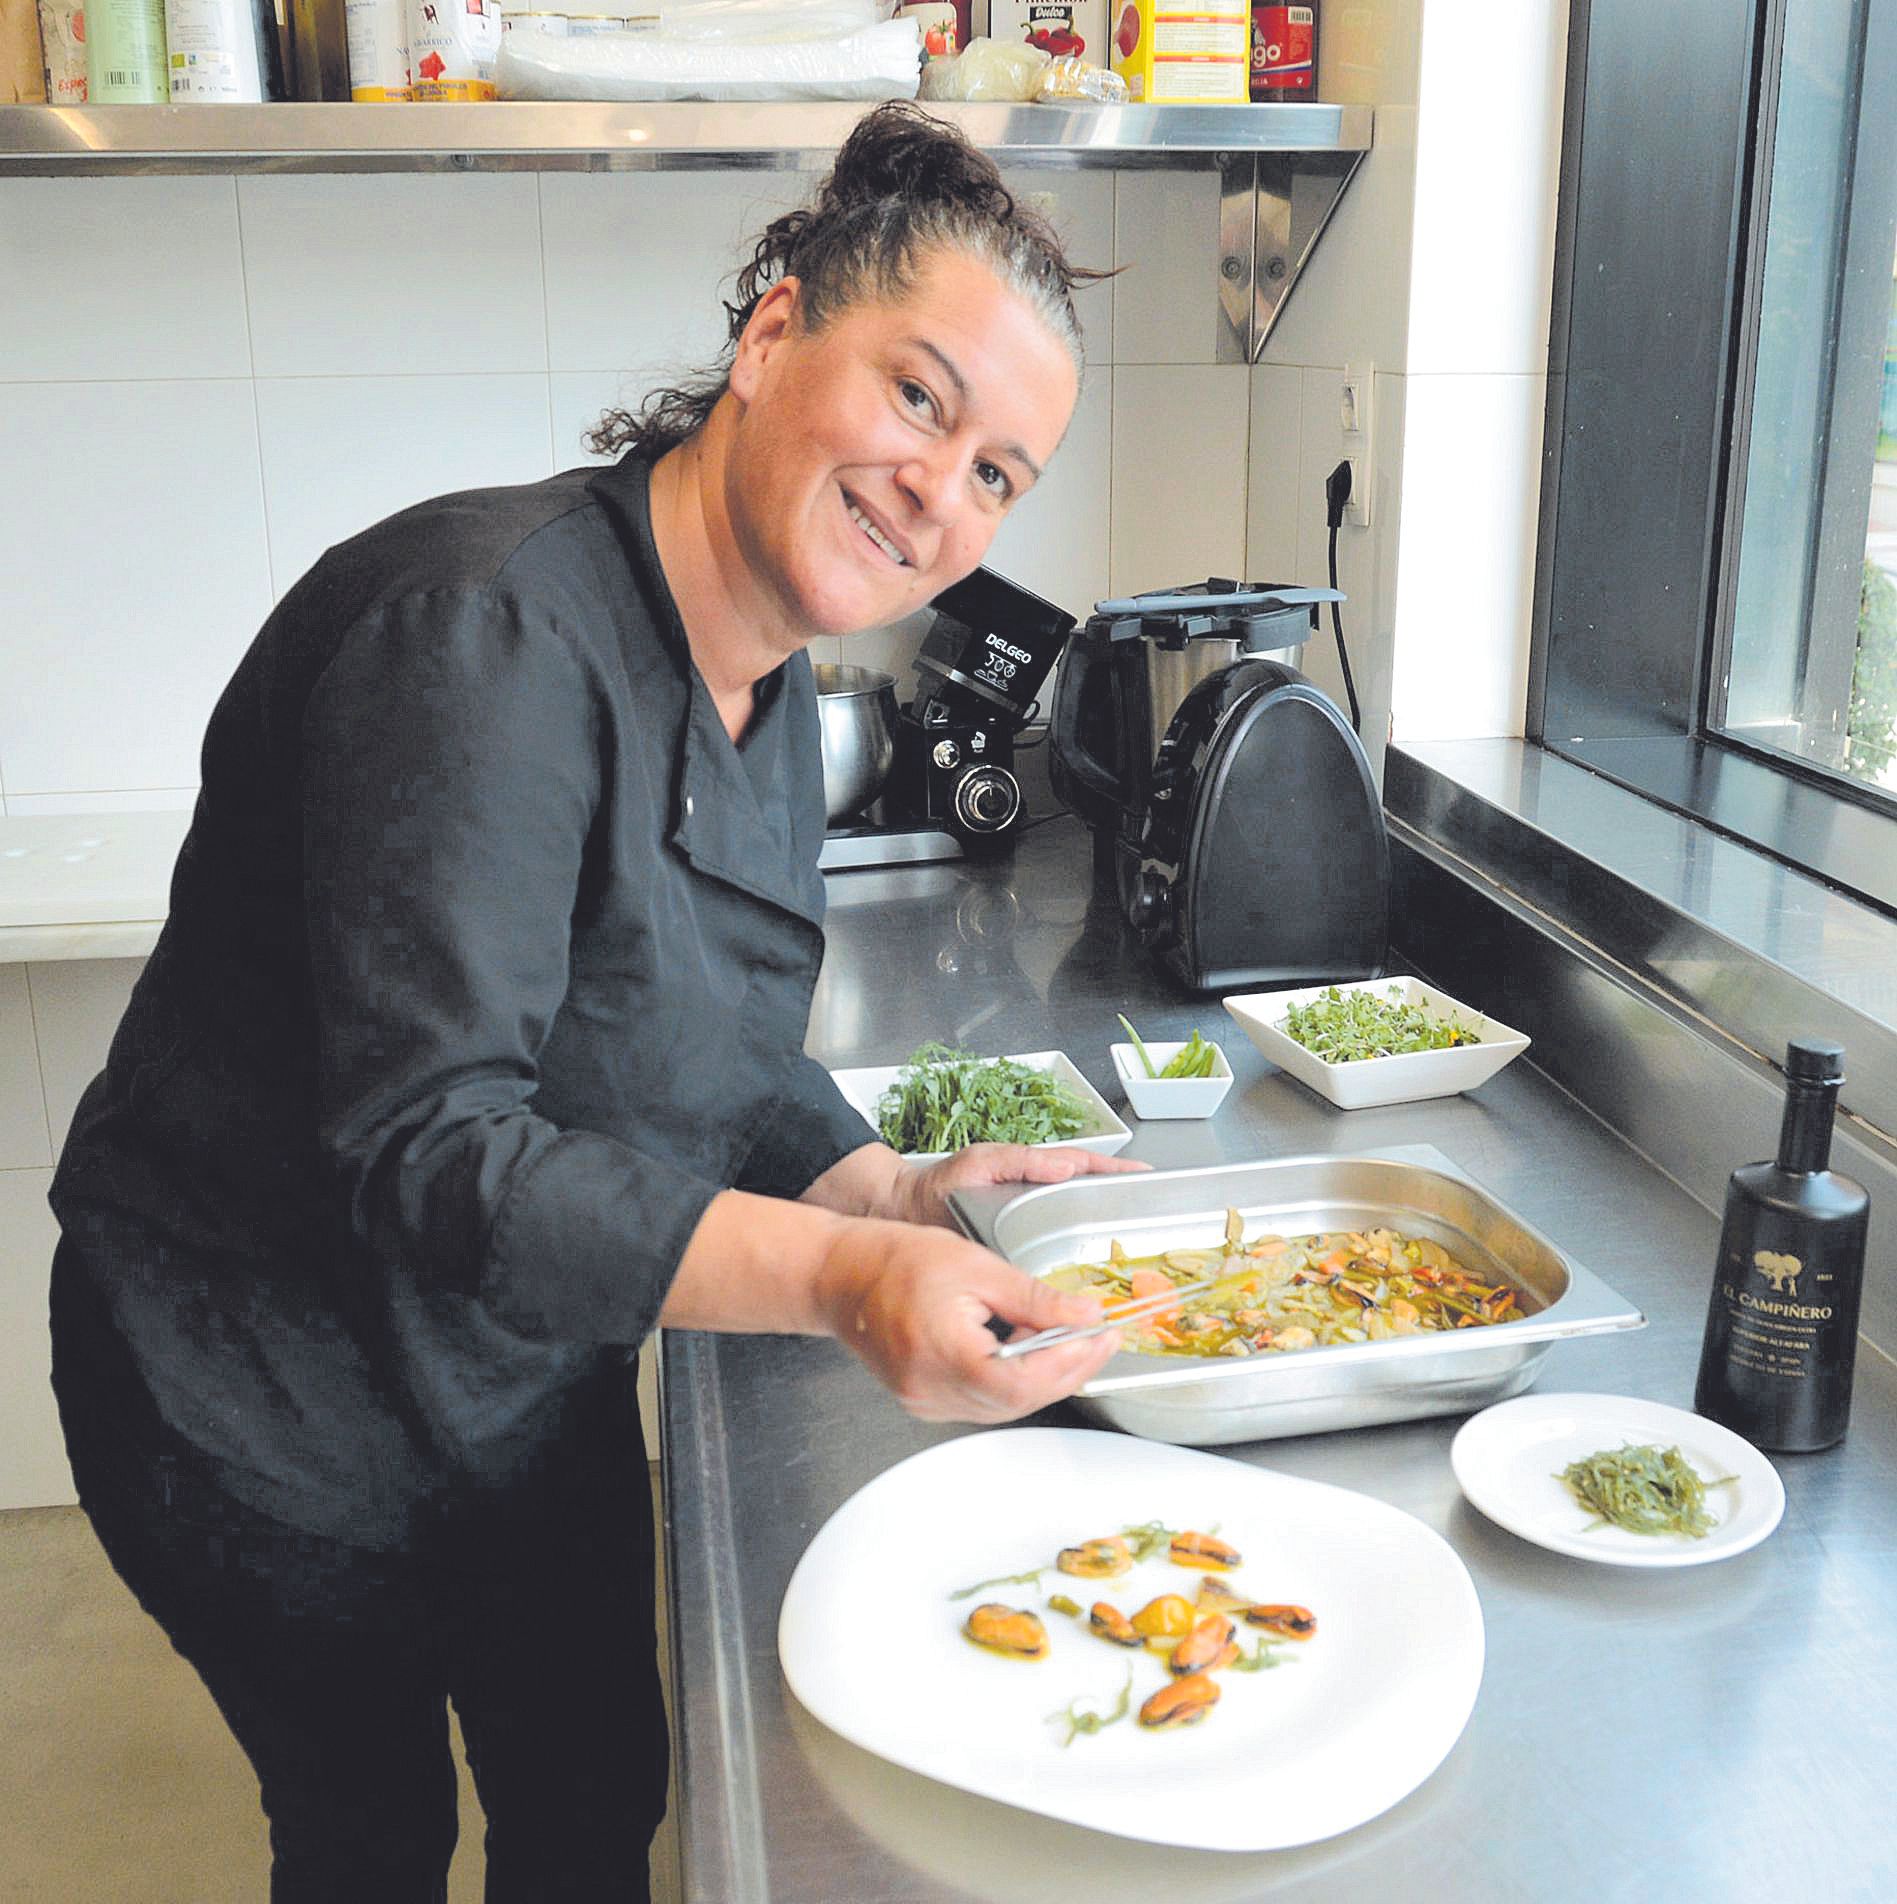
[1223,978,1530,1111]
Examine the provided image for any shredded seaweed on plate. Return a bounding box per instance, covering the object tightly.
[1228,1638,1293,1674]
[1117,1520,1181,1563]
[1049,1668,1134,1746]
[1556,1442,1735,1538]
[947,1566,1045,1602]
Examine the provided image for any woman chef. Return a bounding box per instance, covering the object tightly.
[48,103,1128,1902]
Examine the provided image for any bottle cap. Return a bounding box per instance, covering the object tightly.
[1785,1039,1845,1084]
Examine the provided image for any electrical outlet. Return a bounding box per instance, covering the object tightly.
[1340,363,1373,528]
[1344,456,1368,529]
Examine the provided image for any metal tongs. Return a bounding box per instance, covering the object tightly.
[992,1273,1229,1361]
[993,1212,1259,1361]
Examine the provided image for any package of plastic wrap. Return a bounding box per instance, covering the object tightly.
[495,15,919,97]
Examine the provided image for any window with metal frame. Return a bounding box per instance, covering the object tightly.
[1532,0,1897,916]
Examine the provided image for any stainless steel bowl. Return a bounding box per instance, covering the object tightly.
[813,663,898,824]
[949,1144,1646,1445]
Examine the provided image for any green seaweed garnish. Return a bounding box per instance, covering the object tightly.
[948,1566,1045,1602]
[1049,1669,1134,1746]
[1118,1521,1181,1563]
[1229,1638,1293,1673]
[1556,1443,1735,1538]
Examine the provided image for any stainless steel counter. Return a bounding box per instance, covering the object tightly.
[661,816,1897,1904]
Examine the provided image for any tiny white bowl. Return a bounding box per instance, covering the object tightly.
[1222,978,1531,1110]
[829,1050,1133,1164]
[1109,1040,1235,1120]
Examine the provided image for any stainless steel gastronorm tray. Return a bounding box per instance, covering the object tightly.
[948,1145,1646,1445]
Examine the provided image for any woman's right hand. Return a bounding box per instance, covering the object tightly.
[813,1216,1121,1423]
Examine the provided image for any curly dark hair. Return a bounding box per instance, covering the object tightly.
[585,102,1110,460]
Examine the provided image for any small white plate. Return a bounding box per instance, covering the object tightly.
[1450,1392,1785,1567]
[830,1050,1132,1165]
[779,1426,1484,1851]
[1223,978,1531,1110]
[1108,1040,1234,1120]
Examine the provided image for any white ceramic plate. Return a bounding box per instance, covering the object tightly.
[830,1051,1133,1164]
[1450,1391,1785,1567]
[1223,979,1531,1109]
[778,1427,1484,1851]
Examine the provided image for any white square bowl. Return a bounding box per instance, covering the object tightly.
[1222,979,1531,1110]
[829,1050,1133,1164]
[1108,1040,1235,1120]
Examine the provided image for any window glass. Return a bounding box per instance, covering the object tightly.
[1864,251,1897,786]
[1718,0,1897,801]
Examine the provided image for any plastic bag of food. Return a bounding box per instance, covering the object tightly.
[1035,50,1124,101]
[915,32,1045,100]
[495,15,919,97]
[658,0,887,39]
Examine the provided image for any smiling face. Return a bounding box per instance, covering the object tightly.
[719,247,1080,642]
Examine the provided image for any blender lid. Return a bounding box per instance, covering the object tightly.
[1089,580,1345,650]
[1092,580,1345,617]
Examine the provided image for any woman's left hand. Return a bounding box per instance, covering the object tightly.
[889,1142,1149,1229]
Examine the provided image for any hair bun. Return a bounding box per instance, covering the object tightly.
[819,101,1015,224]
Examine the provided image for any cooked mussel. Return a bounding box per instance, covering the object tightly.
[1242,1603,1318,1640]
[1194,1578,1254,1617]
[1088,1601,1142,1648]
[1169,1530,1242,1571]
[963,1603,1050,1660]
[1057,1536,1133,1580]
[1169,1613,1240,1677]
[1139,1671,1221,1730]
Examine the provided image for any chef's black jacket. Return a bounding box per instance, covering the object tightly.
[49,454,874,1550]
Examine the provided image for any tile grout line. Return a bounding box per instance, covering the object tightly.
[19,968,56,1167]
[535,176,557,471]
[229,177,279,605]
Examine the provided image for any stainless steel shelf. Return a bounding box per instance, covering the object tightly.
[0,99,1371,174]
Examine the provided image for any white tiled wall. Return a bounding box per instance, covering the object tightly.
[1251,0,1569,756]
[0,162,1231,811]
[1389,0,1569,743]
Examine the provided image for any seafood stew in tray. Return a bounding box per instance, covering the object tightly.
[947,1152,1647,1444]
[1043,1205,1523,1360]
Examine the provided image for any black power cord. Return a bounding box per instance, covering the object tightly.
[1323,459,1363,735]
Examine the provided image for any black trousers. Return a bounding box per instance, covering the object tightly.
[66,1427,669,1903]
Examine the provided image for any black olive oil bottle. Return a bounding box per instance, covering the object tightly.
[1695,1040,1870,1452]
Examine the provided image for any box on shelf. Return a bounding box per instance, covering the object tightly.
[986,0,1107,69]
[1109,0,1248,103]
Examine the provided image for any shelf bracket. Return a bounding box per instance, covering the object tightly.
[1216,147,1367,364]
